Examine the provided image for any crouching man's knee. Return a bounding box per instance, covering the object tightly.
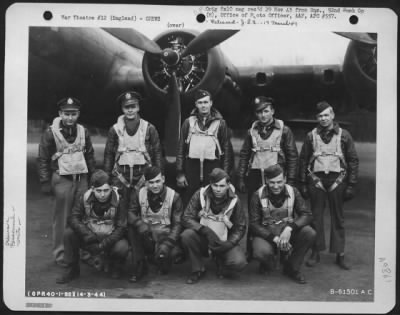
[110,239,129,259]
[223,246,247,272]
[180,229,199,246]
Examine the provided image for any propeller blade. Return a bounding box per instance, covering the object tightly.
[181,29,239,57]
[335,32,377,45]
[164,73,181,162]
[103,28,162,54]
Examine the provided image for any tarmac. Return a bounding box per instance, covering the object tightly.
[24,136,375,302]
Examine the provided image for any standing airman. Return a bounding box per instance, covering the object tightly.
[176,89,233,205]
[37,97,96,266]
[299,101,359,270]
[104,91,162,205]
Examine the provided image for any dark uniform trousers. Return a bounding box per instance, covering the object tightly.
[245,169,265,208]
[51,173,88,264]
[252,225,316,271]
[63,228,129,266]
[128,226,183,271]
[180,158,221,206]
[308,172,346,253]
[181,229,247,273]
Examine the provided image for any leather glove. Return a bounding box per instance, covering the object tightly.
[142,231,154,254]
[40,181,52,195]
[199,226,221,245]
[155,243,171,261]
[344,185,355,201]
[237,178,247,193]
[136,221,150,235]
[160,238,176,250]
[86,242,103,255]
[155,242,173,274]
[176,173,188,188]
[82,233,98,245]
[299,184,309,200]
[211,241,234,254]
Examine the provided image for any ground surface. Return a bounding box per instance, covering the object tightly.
[25,135,375,302]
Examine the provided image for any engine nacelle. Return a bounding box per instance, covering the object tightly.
[342,40,377,111]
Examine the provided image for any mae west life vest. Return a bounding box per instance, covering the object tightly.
[139,186,175,227]
[250,119,284,169]
[113,115,149,167]
[311,128,344,174]
[83,187,119,240]
[51,117,88,176]
[186,116,222,161]
[258,184,295,236]
[199,184,238,241]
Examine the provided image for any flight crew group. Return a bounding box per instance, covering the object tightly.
[37,89,359,286]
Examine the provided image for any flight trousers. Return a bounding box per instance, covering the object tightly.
[181,229,247,273]
[63,227,129,266]
[308,172,346,253]
[128,225,183,273]
[111,164,146,212]
[252,225,316,271]
[179,158,222,206]
[51,172,88,264]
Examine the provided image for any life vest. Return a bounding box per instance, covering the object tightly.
[199,184,237,241]
[51,117,88,176]
[139,186,175,226]
[186,116,222,161]
[83,187,119,239]
[257,184,295,236]
[113,115,149,167]
[311,128,345,174]
[250,119,284,169]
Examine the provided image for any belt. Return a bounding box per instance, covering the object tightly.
[60,174,85,182]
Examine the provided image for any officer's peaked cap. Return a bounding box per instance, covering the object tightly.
[57,97,81,111]
[117,91,142,107]
[254,96,275,112]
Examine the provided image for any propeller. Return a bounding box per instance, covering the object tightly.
[103,28,162,54]
[164,72,181,162]
[181,30,239,57]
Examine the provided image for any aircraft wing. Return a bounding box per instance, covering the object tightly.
[29,27,145,127]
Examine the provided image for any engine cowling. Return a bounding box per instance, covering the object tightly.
[142,30,227,115]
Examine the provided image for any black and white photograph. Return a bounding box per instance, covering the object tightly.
[3,3,397,313]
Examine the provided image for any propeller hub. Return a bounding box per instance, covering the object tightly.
[162,48,180,66]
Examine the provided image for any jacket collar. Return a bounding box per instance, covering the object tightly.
[190,107,223,121]
[261,185,289,199]
[254,118,281,130]
[147,185,166,200]
[87,189,119,207]
[316,122,340,134]
[204,184,236,201]
[123,114,141,124]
